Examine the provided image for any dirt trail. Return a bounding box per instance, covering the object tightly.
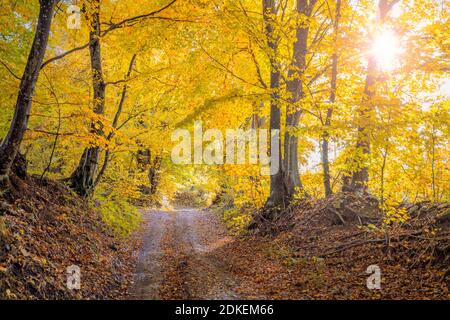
[130,209,238,300]
[130,211,170,299]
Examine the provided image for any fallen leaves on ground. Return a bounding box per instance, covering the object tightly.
[0,174,138,299]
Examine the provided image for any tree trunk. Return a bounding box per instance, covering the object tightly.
[282,0,316,200]
[263,0,285,208]
[321,128,332,196]
[69,0,105,197]
[136,149,162,195]
[93,54,137,188]
[283,109,303,198]
[350,0,397,191]
[350,56,375,191]
[321,0,341,197]
[148,155,162,195]
[380,146,388,204]
[430,124,436,201]
[0,0,54,186]
[69,148,101,196]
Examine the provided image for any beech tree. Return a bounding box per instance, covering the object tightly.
[282,0,318,201]
[348,0,399,192]
[68,0,105,196]
[321,0,341,197]
[263,0,284,208]
[0,0,55,188]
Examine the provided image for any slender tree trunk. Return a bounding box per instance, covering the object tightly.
[321,119,332,196]
[380,145,388,205]
[350,56,376,191]
[350,0,398,191]
[282,0,316,200]
[263,0,285,208]
[430,124,436,201]
[40,107,61,182]
[93,54,137,188]
[321,0,341,197]
[69,0,105,196]
[148,155,162,195]
[0,0,54,186]
[136,148,161,195]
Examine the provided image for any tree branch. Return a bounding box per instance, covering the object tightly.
[41,0,180,69]
[0,60,21,80]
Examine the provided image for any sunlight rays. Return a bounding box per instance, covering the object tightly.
[371,28,403,71]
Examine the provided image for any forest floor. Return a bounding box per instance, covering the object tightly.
[0,174,136,299]
[129,204,449,300]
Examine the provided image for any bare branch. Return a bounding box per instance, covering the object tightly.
[0,60,21,80]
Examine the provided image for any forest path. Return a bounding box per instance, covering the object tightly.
[130,209,238,300]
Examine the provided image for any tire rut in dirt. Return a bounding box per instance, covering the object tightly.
[158,210,239,300]
[130,211,171,299]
